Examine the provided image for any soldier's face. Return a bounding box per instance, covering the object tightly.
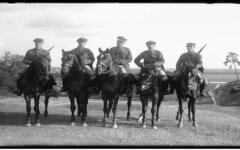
[187,46,195,52]
[117,40,125,47]
[147,44,155,50]
[78,42,87,48]
[35,42,43,48]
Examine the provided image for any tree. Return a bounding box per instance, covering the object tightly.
[224,52,240,82]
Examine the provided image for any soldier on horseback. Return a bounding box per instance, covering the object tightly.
[14,38,57,96]
[61,37,97,93]
[173,42,208,97]
[109,36,133,96]
[134,40,169,94]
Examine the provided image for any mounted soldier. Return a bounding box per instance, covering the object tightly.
[173,42,208,97]
[14,38,56,96]
[134,40,169,94]
[61,37,97,93]
[109,36,133,96]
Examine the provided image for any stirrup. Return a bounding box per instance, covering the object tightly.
[46,89,54,96]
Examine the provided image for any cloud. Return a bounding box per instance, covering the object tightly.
[0,4,25,13]
[27,15,89,29]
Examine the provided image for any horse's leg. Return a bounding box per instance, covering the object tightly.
[44,95,50,118]
[138,112,143,122]
[156,94,164,122]
[24,95,31,127]
[107,98,113,118]
[80,95,88,127]
[112,95,119,129]
[188,100,192,122]
[141,95,148,128]
[102,95,108,127]
[69,95,76,126]
[191,94,198,128]
[34,94,41,126]
[151,92,158,130]
[177,96,184,128]
[126,95,132,121]
[77,98,81,118]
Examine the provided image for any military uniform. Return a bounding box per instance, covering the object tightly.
[134,40,169,94]
[71,46,95,79]
[174,42,207,96]
[109,36,132,74]
[134,41,167,80]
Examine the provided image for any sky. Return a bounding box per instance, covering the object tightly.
[0,3,240,69]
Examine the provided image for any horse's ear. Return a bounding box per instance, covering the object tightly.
[62,49,65,53]
[98,47,103,53]
[106,48,110,53]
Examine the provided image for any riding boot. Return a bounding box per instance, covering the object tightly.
[123,73,133,97]
[89,75,99,95]
[45,75,59,98]
[14,79,22,96]
[159,75,169,95]
[199,80,207,97]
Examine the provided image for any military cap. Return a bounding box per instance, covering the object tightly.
[117,36,127,42]
[146,40,156,45]
[186,42,196,47]
[33,38,44,43]
[77,37,88,43]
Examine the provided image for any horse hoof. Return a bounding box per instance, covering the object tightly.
[70,122,75,126]
[25,123,31,127]
[126,117,130,121]
[193,122,198,128]
[112,124,118,129]
[152,126,157,130]
[156,118,161,122]
[102,123,108,127]
[35,123,41,126]
[177,123,183,128]
[176,116,179,121]
[188,119,192,122]
[82,123,88,128]
[138,117,143,122]
[142,124,147,128]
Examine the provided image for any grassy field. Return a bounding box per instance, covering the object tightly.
[0,96,240,146]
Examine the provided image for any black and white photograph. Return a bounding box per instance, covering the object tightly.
[0,3,240,146]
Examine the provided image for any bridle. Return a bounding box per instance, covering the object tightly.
[61,54,81,76]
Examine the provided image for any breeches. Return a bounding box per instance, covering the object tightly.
[84,65,95,76]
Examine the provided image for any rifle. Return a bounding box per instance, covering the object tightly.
[198,44,207,54]
[48,45,55,52]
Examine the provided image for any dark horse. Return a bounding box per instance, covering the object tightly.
[20,55,51,126]
[174,64,199,128]
[96,48,137,128]
[61,49,90,127]
[138,68,160,129]
[138,71,174,123]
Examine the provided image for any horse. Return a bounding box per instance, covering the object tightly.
[174,64,199,128]
[137,71,175,124]
[138,67,160,129]
[61,49,90,127]
[96,48,137,128]
[19,55,51,126]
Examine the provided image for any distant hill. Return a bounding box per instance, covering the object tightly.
[51,67,239,82]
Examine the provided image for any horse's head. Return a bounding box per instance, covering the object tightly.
[96,48,113,75]
[182,64,198,92]
[61,49,79,77]
[30,54,50,81]
[139,68,156,91]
